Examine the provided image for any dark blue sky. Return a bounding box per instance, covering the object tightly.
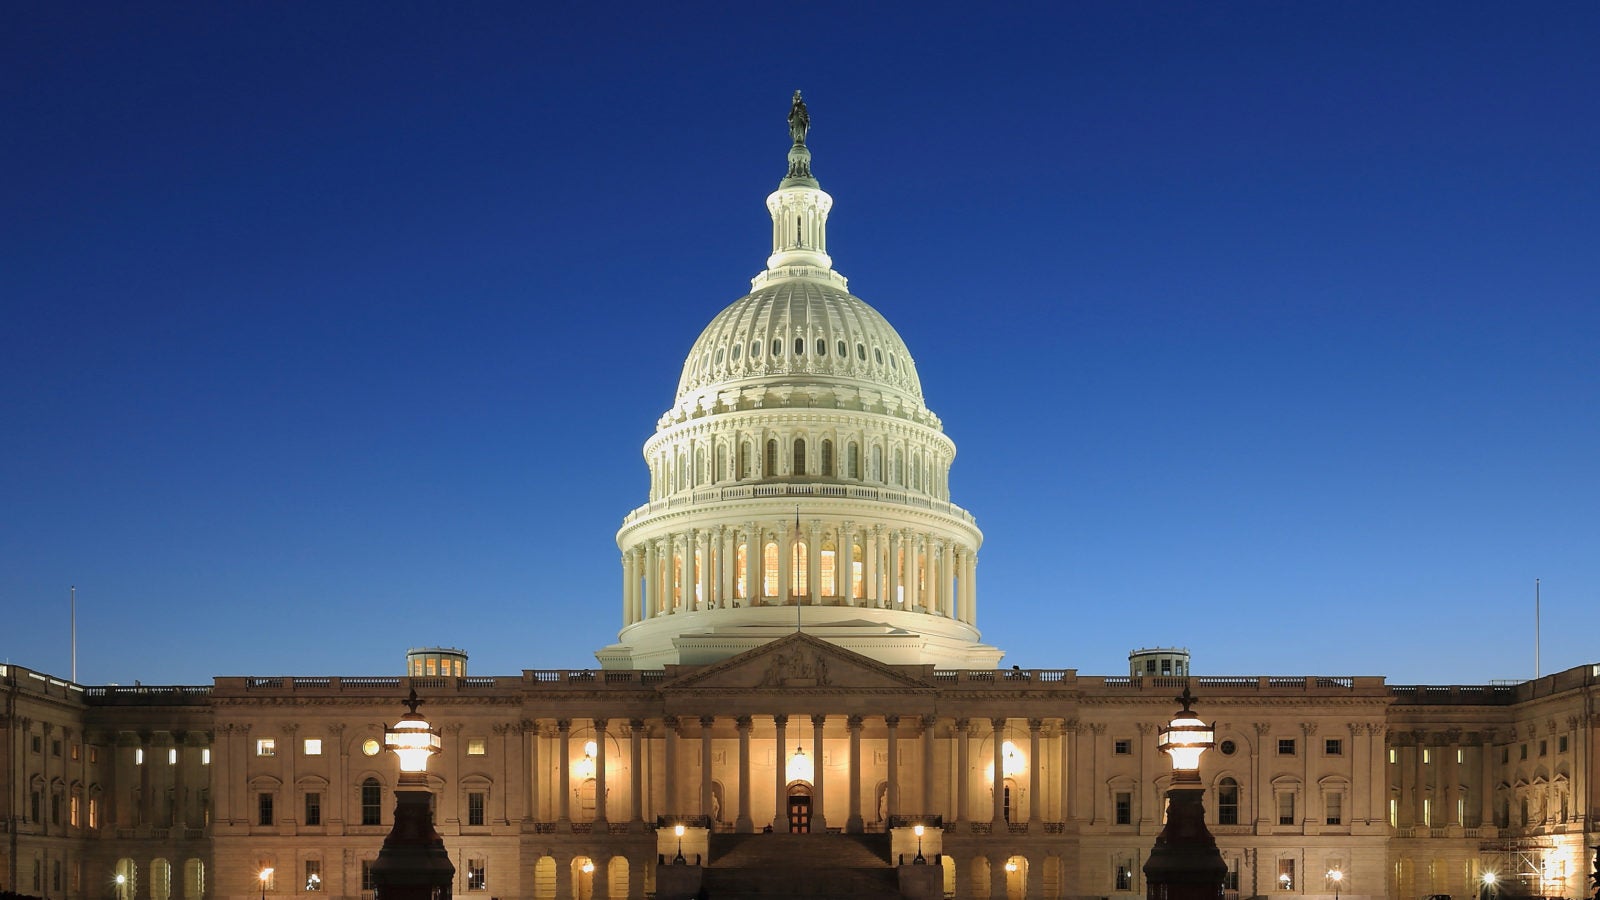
[3,3,1596,686]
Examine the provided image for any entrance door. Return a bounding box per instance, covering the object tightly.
[787,794,811,833]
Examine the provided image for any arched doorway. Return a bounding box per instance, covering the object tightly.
[786,783,812,833]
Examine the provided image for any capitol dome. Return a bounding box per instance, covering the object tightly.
[600,93,998,671]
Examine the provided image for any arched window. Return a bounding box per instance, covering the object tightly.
[911,451,922,490]
[715,444,726,484]
[738,441,751,479]
[735,543,748,599]
[361,778,382,825]
[816,338,827,356]
[821,440,834,476]
[1218,777,1240,825]
[794,337,805,356]
[183,860,204,900]
[793,438,806,476]
[851,543,866,599]
[693,548,703,606]
[762,542,779,598]
[672,553,683,606]
[765,440,778,478]
[820,542,837,596]
[872,446,883,481]
[151,859,172,900]
[792,542,808,596]
[847,442,860,479]
[894,448,904,485]
[693,445,705,487]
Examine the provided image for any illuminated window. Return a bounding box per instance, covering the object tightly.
[466,860,486,892]
[1389,748,1397,764]
[1115,865,1133,891]
[694,548,704,604]
[1422,748,1431,764]
[303,861,321,892]
[168,749,178,765]
[467,739,487,756]
[851,544,865,598]
[820,544,837,595]
[136,748,145,765]
[89,797,98,828]
[71,743,80,761]
[1423,798,1432,826]
[426,659,437,676]
[70,793,81,827]
[202,749,211,765]
[1277,860,1295,891]
[735,543,748,598]
[303,739,321,756]
[792,541,808,594]
[256,739,276,757]
[1388,798,1398,827]
[763,542,779,597]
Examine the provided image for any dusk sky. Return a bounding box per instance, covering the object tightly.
[3,4,1596,687]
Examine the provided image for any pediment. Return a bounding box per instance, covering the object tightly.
[659,632,935,694]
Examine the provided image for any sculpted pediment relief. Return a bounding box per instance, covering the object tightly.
[661,633,932,693]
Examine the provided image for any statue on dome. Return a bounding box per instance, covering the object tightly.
[788,90,810,146]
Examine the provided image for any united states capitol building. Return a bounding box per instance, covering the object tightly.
[3,95,1596,900]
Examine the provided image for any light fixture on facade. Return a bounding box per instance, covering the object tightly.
[1001,739,1025,777]
[1328,868,1343,900]
[786,745,813,784]
[258,868,272,900]
[575,739,598,779]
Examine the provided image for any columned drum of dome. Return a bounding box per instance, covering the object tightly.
[600,94,1000,670]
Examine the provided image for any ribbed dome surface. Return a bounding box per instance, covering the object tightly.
[675,280,923,404]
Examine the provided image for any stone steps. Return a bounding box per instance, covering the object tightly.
[702,832,903,899]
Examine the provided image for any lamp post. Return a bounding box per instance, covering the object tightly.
[259,868,272,900]
[370,689,455,900]
[114,873,127,900]
[580,861,594,900]
[674,823,687,864]
[1480,871,1498,900]
[1143,688,1227,900]
[1328,869,1342,900]
[914,823,927,864]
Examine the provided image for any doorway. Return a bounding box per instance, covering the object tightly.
[787,787,812,833]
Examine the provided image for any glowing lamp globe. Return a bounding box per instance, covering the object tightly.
[1156,688,1214,780]
[384,689,442,775]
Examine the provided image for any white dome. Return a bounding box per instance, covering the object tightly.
[675,280,924,409]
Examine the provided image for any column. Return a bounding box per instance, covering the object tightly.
[697,530,712,610]
[1028,719,1043,825]
[699,716,715,820]
[500,722,520,824]
[1445,729,1462,827]
[866,525,881,605]
[807,520,822,605]
[1302,723,1317,826]
[622,552,636,625]
[991,718,1006,824]
[1063,720,1077,822]
[811,715,828,831]
[557,719,572,823]
[1253,723,1271,826]
[955,719,970,824]
[886,716,900,820]
[887,530,902,606]
[719,526,735,609]
[776,521,792,604]
[1349,722,1367,824]
[846,716,864,833]
[1479,728,1496,829]
[663,717,679,815]
[673,532,688,613]
[966,551,979,623]
[904,533,920,611]
[745,522,760,604]
[773,715,789,832]
[526,719,540,822]
[1414,730,1428,825]
[953,548,968,622]
[644,541,660,619]
[839,521,856,605]
[594,718,609,825]
[922,716,938,816]
[629,720,645,823]
[735,717,753,833]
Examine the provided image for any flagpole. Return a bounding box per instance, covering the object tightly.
[71,585,77,683]
[1534,578,1541,680]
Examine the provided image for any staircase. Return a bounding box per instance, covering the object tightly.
[701,832,905,899]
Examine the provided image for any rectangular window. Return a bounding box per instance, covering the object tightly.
[1423,798,1433,827]
[257,738,277,757]
[1113,739,1132,755]
[89,747,98,764]
[467,738,487,756]
[168,748,178,765]
[1114,791,1132,825]
[304,860,322,892]
[1224,859,1240,891]
[136,748,145,765]
[1501,746,1509,764]
[1277,791,1295,825]
[1324,738,1342,756]
[467,859,486,892]
[305,792,321,826]
[1422,748,1431,764]
[202,748,211,765]
[361,861,375,892]
[32,735,42,753]
[71,743,80,761]
[31,791,41,822]
[52,792,61,824]
[1325,791,1343,825]
[1539,740,1547,756]
[53,860,62,892]
[467,792,485,827]
[361,782,382,825]
[1559,736,1569,753]
[1457,748,1465,764]
[89,797,98,829]
[1278,739,1296,756]
[1277,860,1295,891]
[1388,797,1398,827]
[1389,748,1397,764]
[71,794,81,827]
[304,739,322,756]
[1520,743,1527,760]
[53,739,62,757]
[1115,864,1133,892]
[258,792,274,826]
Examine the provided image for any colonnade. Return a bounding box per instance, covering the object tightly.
[620,522,977,627]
